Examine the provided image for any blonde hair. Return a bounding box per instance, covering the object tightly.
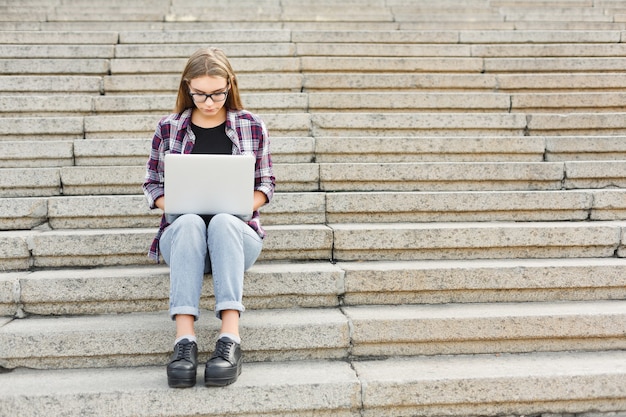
[174,47,243,114]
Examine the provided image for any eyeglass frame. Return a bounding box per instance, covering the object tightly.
[189,84,230,103]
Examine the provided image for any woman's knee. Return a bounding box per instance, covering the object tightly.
[161,214,207,261]
[173,213,206,231]
[207,213,239,234]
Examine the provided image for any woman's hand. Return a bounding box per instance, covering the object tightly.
[154,196,165,210]
[253,191,268,212]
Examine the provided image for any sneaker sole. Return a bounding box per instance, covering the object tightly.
[168,378,196,388]
[168,370,197,388]
[204,365,242,387]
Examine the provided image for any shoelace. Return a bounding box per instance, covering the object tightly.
[173,341,195,362]
[212,339,235,361]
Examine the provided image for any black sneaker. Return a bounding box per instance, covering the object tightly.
[204,337,242,387]
[167,338,198,388]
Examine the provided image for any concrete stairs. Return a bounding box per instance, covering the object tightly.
[1,1,626,416]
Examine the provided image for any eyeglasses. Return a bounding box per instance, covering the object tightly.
[189,89,228,103]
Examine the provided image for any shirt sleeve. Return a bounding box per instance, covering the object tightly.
[254,119,275,203]
[142,120,166,209]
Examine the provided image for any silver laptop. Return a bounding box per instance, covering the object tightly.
[164,153,255,221]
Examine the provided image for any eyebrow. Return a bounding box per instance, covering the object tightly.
[189,85,228,94]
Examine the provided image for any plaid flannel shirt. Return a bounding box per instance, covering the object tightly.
[142,108,275,261]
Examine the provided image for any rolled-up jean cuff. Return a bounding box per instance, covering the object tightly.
[170,306,200,321]
[215,301,245,319]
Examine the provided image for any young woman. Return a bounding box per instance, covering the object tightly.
[142,47,275,388]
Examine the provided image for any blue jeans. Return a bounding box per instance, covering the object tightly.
[159,213,263,320]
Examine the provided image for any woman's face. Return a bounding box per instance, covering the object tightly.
[188,75,230,118]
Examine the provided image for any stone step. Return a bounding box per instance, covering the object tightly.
[52,0,171,6]
[529,113,626,136]
[4,135,625,169]
[35,192,323,229]
[0,140,74,168]
[0,113,310,140]
[497,73,626,92]
[4,92,626,116]
[325,189,626,223]
[338,257,626,306]
[1,224,333,270]
[314,136,626,162]
[312,112,626,136]
[1,351,625,417]
[484,57,626,73]
[355,350,626,417]
[312,112,526,136]
[2,258,625,317]
[0,351,626,417]
[330,221,626,261]
[0,136,313,167]
[547,136,626,161]
[303,72,626,92]
[0,45,115,59]
[110,57,301,75]
[94,93,308,114]
[4,159,626,197]
[4,188,626,231]
[104,73,303,93]
[0,59,109,75]
[1,300,624,369]
[115,41,600,59]
[0,30,118,44]
[114,43,296,59]
[100,55,626,79]
[83,113,309,138]
[309,92,626,113]
[295,42,626,58]
[300,56,484,73]
[319,160,626,191]
[6,8,624,31]
[0,262,342,316]
[499,8,613,23]
[401,20,626,31]
[95,72,626,94]
[2,159,625,197]
[292,29,622,44]
[472,43,626,58]
[0,75,102,94]
[0,308,348,369]
[46,12,167,23]
[344,300,626,357]
[37,54,620,77]
[117,29,291,44]
[0,93,309,116]
[3,221,626,270]
[511,92,626,112]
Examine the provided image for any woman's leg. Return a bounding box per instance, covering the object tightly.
[206,213,263,322]
[160,214,208,323]
[204,213,263,386]
[159,214,208,388]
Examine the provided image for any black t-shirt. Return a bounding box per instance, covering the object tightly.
[190,121,232,155]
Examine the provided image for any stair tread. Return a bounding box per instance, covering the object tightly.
[1,257,624,317]
[1,300,625,369]
[0,351,624,417]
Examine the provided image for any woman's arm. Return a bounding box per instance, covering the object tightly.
[154,196,165,210]
[253,190,267,212]
[253,120,275,205]
[143,121,166,209]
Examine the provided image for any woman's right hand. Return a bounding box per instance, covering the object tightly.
[155,196,165,210]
